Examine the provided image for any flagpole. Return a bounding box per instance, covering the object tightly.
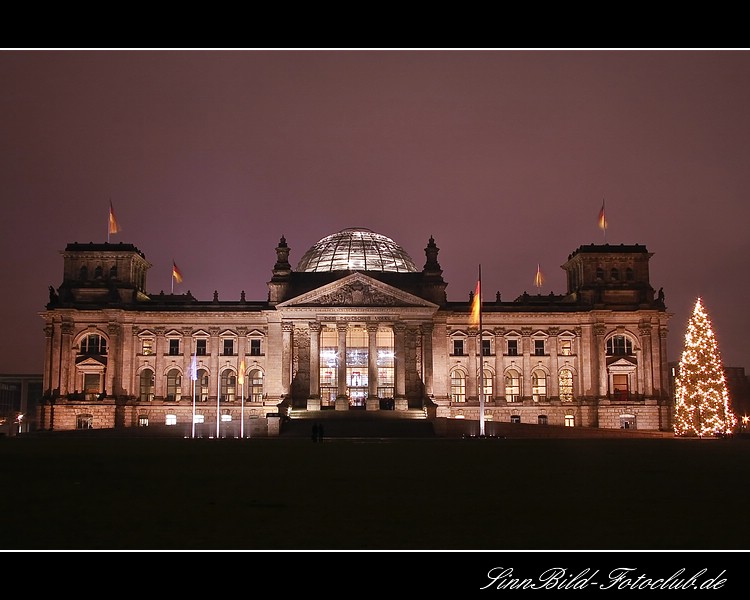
[241,378,245,439]
[191,355,196,439]
[216,365,221,438]
[478,264,485,437]
[107,201,111,243]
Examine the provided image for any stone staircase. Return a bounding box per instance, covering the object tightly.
[279,408,435,439]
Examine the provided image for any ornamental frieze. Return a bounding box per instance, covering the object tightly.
[316,281,403,306]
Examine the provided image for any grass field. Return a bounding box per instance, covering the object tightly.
[2,434,749,551]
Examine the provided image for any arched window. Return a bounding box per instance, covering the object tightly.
[197,369,209,402]
[596,266,604,280]
[94,265,103,279]
[532,370,547,402]
[80,265,88,281]
[221,370,236,402]
[611,267,619,280]
[606,334,633,356]
[504,369,520,402]
[140,369,154,402]
[625,267,634,281]
[450,370,466,403]
[480,368,493,400]
[166,368,182,402]
[110,265,118,279]
[250,369,264,403]
[80,333,107,355]
[559,368,573,402]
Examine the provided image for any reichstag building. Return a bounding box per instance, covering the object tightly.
[38,227,673,434]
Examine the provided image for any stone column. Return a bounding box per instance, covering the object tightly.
[181,327,193,399]
[521,327,532,401]
[60,321,74,396]
[153,327,165,399]
[106,322,120,397]
[574,327,582,400]
[44,324,55,396]
[393,322,407,410]
[659,326,670,398]
[308,322,321,410]
[366,322,379,410]
[494,328,504,402]
[638,322,653,397]
[209,327,220,404]
[467,329,478,402]
[594,323,607,398]
[281,322,294,398]
[237,326,247,402]
[336,322,348,410]
[421,322,434,398]
[548,327,559,399]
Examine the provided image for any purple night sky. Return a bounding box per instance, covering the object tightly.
[2,49,749,375]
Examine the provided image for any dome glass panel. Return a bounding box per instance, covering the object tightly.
[296,228,417,273]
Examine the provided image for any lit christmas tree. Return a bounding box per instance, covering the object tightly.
[673,298,737,437]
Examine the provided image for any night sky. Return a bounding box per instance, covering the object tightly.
[2,49,749,375]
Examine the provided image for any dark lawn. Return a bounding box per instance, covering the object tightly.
[1,435,749,551]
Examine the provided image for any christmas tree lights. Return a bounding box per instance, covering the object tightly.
[673,298,737,437]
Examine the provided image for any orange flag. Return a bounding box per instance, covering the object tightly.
[108,200,120,235]
[172,261,183,283]
[598,201,607,231]
[470,279,481,327]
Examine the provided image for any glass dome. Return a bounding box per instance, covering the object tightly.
[296,228,418,273]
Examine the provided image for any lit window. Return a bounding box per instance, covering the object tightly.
[560,339,572,356]
[166,368,182,402]
[140,369,154,402]
[564,415,575,427]
[450,370,466,402]
[142,338,154,355]
[221,370,236,402]
[165,414,177,426]
[532,370,547,401]
[76,414,93,429]
[505,370,520,402]
[250,370,264,403]
[606,335,633,356]
[194,414,205,424]
[138,415,148,427]
[559,369,574,402]
[221,414,232,422]
[481,369,493,399]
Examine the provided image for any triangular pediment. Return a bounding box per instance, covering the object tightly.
[75,355,107,368]
[608,357,637,369]
[277,273,438,309]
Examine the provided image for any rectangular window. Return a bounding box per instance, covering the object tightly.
[560,339,572,356]
[223,339,234,356]
[250,339,261,356]
[196,339,207,356]
[507,339,518,356]
[142,338,154,355]
[564,415,575,427]
[165,414,177,426]
[453,339,464,356]
[534,340,545,356]
[481,339,491,356]
[168,339,180,355]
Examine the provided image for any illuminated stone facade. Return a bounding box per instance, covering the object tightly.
[39,228,673,434]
